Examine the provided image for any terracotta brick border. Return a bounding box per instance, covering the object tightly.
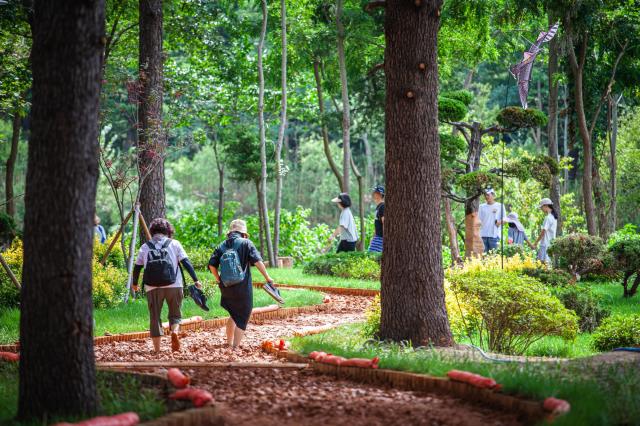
[0,303,332,352]
[265,348,548,425]
[254,281,379,297]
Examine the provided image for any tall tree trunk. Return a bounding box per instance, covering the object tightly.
[255,179,265,255]
[257,0,275,266]
[380,0,453,347]
[138,0,166,223]
[362,132,374,187]
[336,0,350,194]
[350,154,365,251]
[566,33,597,235]
[532,78,543,148]
[213,137,224,237]
[592,162,608,238]
[6,104,21,218]
[608,94,620,231]
[18,0,104,419]
[562,86,570,193]
[313,59,343,191]
[273,0,287,261]
[547,16,562,234]
[464,123,484,258]
[443,197,461,265]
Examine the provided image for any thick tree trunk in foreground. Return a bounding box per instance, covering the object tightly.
[313,60,343,191]
[138,0,166,223]
[380,0,453,347]
[336,0,350,194]
[273,0,287,261]
[547,18,562,234]
[18,0,104,419]
[257,0,275,266]
[464,123,484,259]
[6,105,21,218]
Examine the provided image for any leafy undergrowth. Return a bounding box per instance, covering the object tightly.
[292,324,640,426]
[250,267,380,290]
[0,287,323,344]
[0,362,166,425]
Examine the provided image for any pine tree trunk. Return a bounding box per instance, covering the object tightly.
[350,154,365,251]
[138,0,166,224]
[313,60,343,191]
[18,0,104,419]
[257,0,274,266]
[380,0,453,347]
[273,0,287,261]
[336,0,350,194]
[547,16,562,234]
[443,197,461,265]
[464,123,484,258]
[362,132,374,187]
[567,34,597,235]
[6,105,20,218]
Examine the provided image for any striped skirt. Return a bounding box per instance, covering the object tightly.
[368,235,383,253]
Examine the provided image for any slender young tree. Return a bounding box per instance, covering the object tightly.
[547,13,562,234]
[5,102,21,218]
[336,0,351,194]
[273,0,288,260]
[138,0,166,223]
[258,0,275,265]
[379,0,453,346]
[18,0,104,419]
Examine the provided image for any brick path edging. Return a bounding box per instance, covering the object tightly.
[254,282,379,296]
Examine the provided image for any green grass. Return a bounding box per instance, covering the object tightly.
[0,362,166,425]
[251,267,380,290]
[292,324,640,426]
[0,287,323,345]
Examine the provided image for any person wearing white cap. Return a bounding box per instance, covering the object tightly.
[505,212,533,247]
[325,193,358,252]
[531,198,558,264]
[478,188,506,253]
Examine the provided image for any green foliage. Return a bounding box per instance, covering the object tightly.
[93,234,125,268]
[439,133,466,165]
[184,246,212,271]
[608,223,639,247]
[549,234,606,278]
[440,89,473,106]
[438,96,468,122]
[503,154,560,189]
[362,295,381,339]
[551,286,611,332]
[172,202,240,249]
[0,213,17,245]
[303,251,381,280]
[521,268,572,287]
[0,239,21,309]
[608,232,640,296]
[496,107,547,129]
[222,125,274,184]
[456,171,501,195]
[269,207,332,263]
[448,270,579,354]
[592,314,640,351]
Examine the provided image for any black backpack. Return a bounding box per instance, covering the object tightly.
[142,239,177,286]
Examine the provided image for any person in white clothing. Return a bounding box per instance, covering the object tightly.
[532,198,558,264]
[478,188,506,253]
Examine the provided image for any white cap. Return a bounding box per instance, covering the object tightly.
[485,188,496,195]
[539,198,553,208]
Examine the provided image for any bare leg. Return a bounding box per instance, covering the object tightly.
[225,318,235,347]
[170,323,180,352]
[232,327,245,348]
[152,337,161,353]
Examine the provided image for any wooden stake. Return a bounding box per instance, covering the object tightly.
[138,211,152,241]
[0,252,20,290]
[100,207,134,266]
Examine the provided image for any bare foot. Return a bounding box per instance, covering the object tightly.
[171,332,181,352]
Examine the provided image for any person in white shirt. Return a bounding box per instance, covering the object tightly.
[478,188,506,253]
[325,193,358,252]
[532,198,558,264]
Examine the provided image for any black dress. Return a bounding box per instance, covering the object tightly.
[209,232,262,330]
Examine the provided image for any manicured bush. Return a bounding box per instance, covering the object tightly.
[549,233,606,280]
[521,268,572,287]
[94,233,126,268]
[438,96,468,122]
[0,239,22,308]
[332,255,380,280]
[303,252,381,280]
[447,270,578,355]
[608,233,640,298]
[440,90,473,106]
[496,106,547,129]
[551,286,611,332]
[592,314,640,351]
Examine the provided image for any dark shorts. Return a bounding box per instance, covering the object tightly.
[482,237,499,253]
[337,240,356,253]
[146,287,183,338]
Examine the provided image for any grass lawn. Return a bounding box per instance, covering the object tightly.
[0,362,166,425]
[292,324,640,426]
[250,267,380,290]
[0,287,323,345]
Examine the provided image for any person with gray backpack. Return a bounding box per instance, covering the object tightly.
[132,218,201,353]
[208,219,280,348]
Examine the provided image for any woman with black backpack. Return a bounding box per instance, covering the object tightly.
[208,219,280,348]
[132,218,201,353]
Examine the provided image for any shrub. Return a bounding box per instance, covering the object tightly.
[94,234,126,268]
[440,90,473,106]
[608,233,640,298]
[438,96,468,122]
[0,239,22,308]
[448,252,541,276]
[362,295,381,338]
[551,286,611,332]
[172,202,240,249]
[0,212,18,245]
[549,233,606,280]
[496,106,548,129]
[447,270,578,355]
[592,314,640,351]
[521,268,572,287]
[303,252,381,279]
[185,246,212,271]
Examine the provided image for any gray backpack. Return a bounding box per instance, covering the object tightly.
[219,239,246,287]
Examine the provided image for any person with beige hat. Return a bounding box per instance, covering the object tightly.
[531,198,558,264]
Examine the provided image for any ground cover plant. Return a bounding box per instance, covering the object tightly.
[303,251,381,280]
[250,267,380,290]
[0,362,166,425]
[0,287,323,345]
[291,324,640,426]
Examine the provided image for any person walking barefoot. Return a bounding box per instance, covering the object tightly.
[208,219,277,348]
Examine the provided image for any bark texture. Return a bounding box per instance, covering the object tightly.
[273,0,287,260]
[138,0,166,224]
[6,105,21,218]
[380,0,453,346]
[18,0,104,419]
[336,0,351,194]
[463,123,484,258]
[547,16,562,234]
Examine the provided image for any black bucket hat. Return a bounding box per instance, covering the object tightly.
[331,193,352,208]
